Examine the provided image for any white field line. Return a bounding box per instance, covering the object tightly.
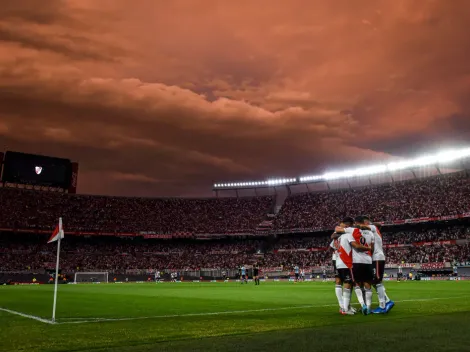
[0,307,55,324]
[1,296,465,325]
[57,296,466,325]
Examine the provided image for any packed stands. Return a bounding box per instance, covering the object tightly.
[0,188,274,234]
[274,172,470,230]
[1,224,469,272]
[1,172,470,236]
[1,170,470,278]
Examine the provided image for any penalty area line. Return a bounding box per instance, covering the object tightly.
[0,307,55,324]
[57,295,467,325]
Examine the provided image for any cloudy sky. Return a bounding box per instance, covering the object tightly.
[1,0,469,196]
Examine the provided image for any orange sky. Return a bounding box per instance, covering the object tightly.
[0,0,469,196]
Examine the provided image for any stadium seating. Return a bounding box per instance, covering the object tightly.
[274,172,470,230]
[1,224,469,272]
[1,172,469,236]
[1,171,470,274]
[0,188,274,234]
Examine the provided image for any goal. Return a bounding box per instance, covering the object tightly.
[74,272,109,284]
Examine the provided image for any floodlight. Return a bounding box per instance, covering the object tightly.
[355,165,387,176]
[323,172,343,180]
[387,160,412,172]
[412,156,435,167]
[437,148,470,163]
[299,175,323,182]
[214,146,470,189]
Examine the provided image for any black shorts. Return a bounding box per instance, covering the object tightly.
[352,263,373,283]
[295,273,299,279]
[337,268,353,284]
[253,270,259,276]
[372,260,385,282]
[397,272,403,278]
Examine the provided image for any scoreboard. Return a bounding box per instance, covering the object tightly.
[1,151,77,190]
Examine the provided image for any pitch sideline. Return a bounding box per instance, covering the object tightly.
[0,307,55,324]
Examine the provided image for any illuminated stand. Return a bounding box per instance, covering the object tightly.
[213,147,470,197]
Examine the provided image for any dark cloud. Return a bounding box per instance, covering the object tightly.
[0,0,469,196]
[0,0,67,24]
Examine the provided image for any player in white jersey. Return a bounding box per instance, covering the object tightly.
[346,216,375,315]
[363,216,395,314]
[335,223,356,315]
[330,236,341,307]
[331,217,355,314]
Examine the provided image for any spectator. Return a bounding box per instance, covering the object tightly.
[1,224,468,271]
[275,172,470,230]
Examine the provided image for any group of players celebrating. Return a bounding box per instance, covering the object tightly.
[238,215,395,315]
[331,215,395,315]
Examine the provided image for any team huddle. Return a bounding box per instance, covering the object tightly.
[331,215,395,315]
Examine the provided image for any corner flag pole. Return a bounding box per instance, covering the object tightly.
[52,217,63,323]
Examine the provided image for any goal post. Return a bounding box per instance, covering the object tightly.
[74,272,109,284]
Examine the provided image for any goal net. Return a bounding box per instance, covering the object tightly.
[74,272,109,284]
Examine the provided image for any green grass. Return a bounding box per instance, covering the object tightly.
[1,281,470,351]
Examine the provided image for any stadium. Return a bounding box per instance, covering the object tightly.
[1,148,470,352]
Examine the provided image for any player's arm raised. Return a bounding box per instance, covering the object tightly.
[331,226,345,239]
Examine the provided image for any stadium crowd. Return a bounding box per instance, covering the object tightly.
[273,225,470,249]
[386,244,470,264]
[0,188,274,234]
[0,173,469,237]
[384,226,470,244]
[275,172,470,230]
[1,171,470,273]
[1,225,469,272]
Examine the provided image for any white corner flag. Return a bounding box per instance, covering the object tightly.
[49,217,64,323]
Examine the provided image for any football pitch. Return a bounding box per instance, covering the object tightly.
[1,281,470,352]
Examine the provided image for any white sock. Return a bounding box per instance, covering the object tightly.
[354,286,365,305]
[376,284,386,309]
[384,287,391,303]
[343,288,351,311]
[365,288,372,308]
[335,285,344,310]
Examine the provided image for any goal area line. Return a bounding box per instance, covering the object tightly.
[0,296,464,325]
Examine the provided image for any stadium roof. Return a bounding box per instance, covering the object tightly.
[213,147,470,190]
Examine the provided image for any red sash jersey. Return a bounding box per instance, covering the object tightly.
[347,228,374,264]
[347,228,375,283]
[335,230,354,284]
[335,229,354,269]
[369,224,385,261]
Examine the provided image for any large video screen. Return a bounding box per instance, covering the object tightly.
[1,151,72,188]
